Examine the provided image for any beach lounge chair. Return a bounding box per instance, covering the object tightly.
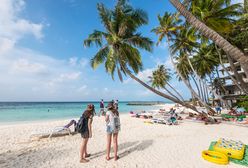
[30,126,76,140]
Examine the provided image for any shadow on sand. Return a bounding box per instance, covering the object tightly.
[90,139,153,160]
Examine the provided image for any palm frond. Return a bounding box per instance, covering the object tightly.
[91,46,109,69]
[84,30,107,47]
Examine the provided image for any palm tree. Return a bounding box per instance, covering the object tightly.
[170,25,199,55]
[149,65,184,101]
[190,0,242,35]
[192,45,219,78]
[152,12,215,112]
[169,0,248,78]
[84,0,198,112]
[245,0,248,13]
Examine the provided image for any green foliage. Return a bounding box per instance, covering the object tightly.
[237,96,248,111]
[149,65,171,89]
[84,0,153,81]
[192,44,220,78]
[190,0,242,35]
[228,16,248,51]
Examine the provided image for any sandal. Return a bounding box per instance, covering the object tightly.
[106,156,111,161]
[80,158,89,163]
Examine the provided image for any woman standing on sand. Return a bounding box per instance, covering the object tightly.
[105,102,121,161]
[79,104,94,163]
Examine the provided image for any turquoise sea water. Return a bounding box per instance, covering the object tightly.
[0,102,165,123]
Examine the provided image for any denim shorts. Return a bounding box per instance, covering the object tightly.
[106,125,120,134]
[106,125,113,134]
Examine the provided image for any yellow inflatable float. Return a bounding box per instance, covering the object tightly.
[213,138,245,160]
[144,120,153,124]
[202,150,229,165]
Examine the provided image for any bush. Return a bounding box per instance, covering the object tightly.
[237,96,248,111]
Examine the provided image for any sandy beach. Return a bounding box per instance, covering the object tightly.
[0,112,247,168]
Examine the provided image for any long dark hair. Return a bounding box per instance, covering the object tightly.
[107,102,119,116]
[83,104,95,118]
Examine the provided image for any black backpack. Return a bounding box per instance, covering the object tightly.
[75,115,86,133]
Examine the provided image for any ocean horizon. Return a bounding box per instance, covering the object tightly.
[0,101,171,123]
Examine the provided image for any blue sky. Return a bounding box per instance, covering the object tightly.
[0,0,202,101]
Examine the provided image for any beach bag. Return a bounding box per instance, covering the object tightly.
[75,115,86,133]
[111,115,120,132]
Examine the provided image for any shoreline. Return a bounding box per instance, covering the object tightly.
[0,103,175,125]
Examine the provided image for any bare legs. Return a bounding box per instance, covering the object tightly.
[106,133,119,161]
[106,134,112,160]
[113,133,119,160]
[80,138,89,163]
[64,119,76,128]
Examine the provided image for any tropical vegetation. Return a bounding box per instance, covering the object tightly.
[84,0,248,112]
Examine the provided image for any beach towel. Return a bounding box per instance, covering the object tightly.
[221,114,246,119]
[209,141,248,167]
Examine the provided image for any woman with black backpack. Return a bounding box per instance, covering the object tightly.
[78,104,95,163]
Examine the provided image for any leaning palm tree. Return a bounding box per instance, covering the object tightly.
[149,65,184,101]
[84,0,198,111]
[169,0,248,78]
[152,12,215,112]
[189,0,248,93]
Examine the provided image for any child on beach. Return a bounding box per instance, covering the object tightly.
[105,102,121,161]
[78,104,94,163]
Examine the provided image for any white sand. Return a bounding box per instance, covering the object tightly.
[0,114,247,168]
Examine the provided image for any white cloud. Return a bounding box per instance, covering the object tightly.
[137,69,154,82]
[68,57,89,67]
[124,68,154,84]
[0,38,15,53]
[79,58,89,67]
[52,72,81,83]
[78,85,87,92]
[11,58,47,74]
[0,0,94,101]
[69,57,78,66]
[0,0,44,52]
[0,45,89,101]
[158,42,168,50]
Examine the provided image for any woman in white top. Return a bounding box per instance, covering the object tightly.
[105,102,120,161]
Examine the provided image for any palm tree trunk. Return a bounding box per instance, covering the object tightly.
[165,37,215,112]
[124,69,200,112]
[215,45,245,93]
[186,54,227,107]
[191,74,201,99]
[226,54,248,94]
[163,87,182,102]
[204,81,210,103]
[198,79,204,102]
[170,55,216,112]
[167,82,185,101]
[202,80,208,103]
[169,0,248,78]
[245,0,248,13]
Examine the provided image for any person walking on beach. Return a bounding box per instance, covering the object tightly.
[105,102,121,161]
[99,99,105,116]
[215,103,222,114]
[78,104,94,163]
[114,99,119,110]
